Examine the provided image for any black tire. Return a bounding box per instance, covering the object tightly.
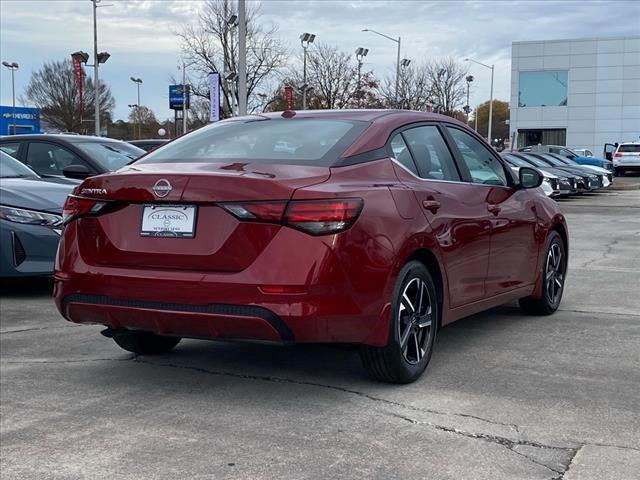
[519,231,567,315]
[360,261,438,383]
[614,168,623,177]
[112,331,181,354]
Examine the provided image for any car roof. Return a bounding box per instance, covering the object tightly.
[0,134,126,144]
[230,109,457,123]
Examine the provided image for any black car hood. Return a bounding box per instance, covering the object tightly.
[0,178,74,213]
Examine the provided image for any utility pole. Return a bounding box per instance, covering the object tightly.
[2,62,18,134]
[182,61,187,135]
[300,33,316,110]
[93,0,100,136]
[237,0,247,116]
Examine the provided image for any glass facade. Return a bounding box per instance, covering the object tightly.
[518,70,568,107]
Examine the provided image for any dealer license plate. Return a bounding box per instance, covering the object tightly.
[140,205,196,238]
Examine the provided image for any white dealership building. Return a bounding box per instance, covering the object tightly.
[509,36,640,155]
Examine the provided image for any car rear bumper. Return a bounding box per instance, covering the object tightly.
[53,227,393,347]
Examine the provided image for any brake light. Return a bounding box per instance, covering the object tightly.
[221,198,364,235]
[62,195,107,224]
[284,198,363,235]
[614,152,623,157]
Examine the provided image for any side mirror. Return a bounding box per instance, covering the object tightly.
[519,166,543,189]
[62,164,92,180]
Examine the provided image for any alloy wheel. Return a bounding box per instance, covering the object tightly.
[398,277,433,364]
[545,242,564,305]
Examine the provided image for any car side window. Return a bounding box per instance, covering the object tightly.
[26,142,84,176]
[390,134,419,176]
[446,127,508,186]
[402,126,460,181]
[0,142,20,158]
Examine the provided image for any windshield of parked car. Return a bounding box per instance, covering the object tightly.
[520,155,551,168]
[0,151,39,178]
[547,154,575,165]
[618,144,640,153]
[75,142,144,171]
[137,118,368,167]
[540,154,573,167]
[502,154,531,167]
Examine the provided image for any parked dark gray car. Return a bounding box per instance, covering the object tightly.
[0,151,73,277]
[0,134,144,180]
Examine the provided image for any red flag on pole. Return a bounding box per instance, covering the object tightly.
[72,58,84,116]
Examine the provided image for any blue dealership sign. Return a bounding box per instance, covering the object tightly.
[169,84,190,110]
[0,106,40,135]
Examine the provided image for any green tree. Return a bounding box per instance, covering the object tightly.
[472,100,510,141]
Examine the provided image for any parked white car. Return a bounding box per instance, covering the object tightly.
[613,142,640,176]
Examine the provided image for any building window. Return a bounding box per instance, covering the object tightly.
[518,70,568,107]
[517,129,567,148]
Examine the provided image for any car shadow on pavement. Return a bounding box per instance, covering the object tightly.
[75,303,530,387]
[0,277,53,298]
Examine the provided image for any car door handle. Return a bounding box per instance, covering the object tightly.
[422,200,441,213]
[487,204,501,215]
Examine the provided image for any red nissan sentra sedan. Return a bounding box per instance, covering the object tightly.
[54,110,568,383]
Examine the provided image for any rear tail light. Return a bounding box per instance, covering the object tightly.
[221,198,363,236]
[284,199,363,235]
[220,202,287,222]
[62,195,108,224]
[614,152,623,157]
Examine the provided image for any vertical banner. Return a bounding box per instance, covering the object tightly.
[208,72,220,122]
[72,58,84,115]
[284,85,294,110]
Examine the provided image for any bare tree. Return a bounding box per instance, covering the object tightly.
[176,0,288,118]
[23,59,114,133]
[379,63,432,110]
[425,57,469,115]
[278,43,381,110]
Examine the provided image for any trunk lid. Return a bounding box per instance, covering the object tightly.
[75,162,330,272]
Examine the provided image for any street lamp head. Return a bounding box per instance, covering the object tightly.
[400,58,411,68]
[71,51,90,64]
[130,77,142,84]
[362,28,369,32]
[224,71,238,81]
[355,47,369,58]
[466,75,474,83]
[97,52,110,64]
[227,14,238,26]
[300,32,316,44]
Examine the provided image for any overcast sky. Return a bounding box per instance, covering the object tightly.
[1,0,639,122]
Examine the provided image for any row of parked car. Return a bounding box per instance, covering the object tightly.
[502,148,614,198]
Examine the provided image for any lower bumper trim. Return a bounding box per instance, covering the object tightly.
[62,294,295,342]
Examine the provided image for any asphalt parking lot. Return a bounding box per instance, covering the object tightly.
[2,182,639,479]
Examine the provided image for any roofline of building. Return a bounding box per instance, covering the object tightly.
[512,35,640,45]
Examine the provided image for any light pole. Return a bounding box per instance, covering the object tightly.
[91,0,111,136]
[300,32,316,110]
[238,0,247,116]
[464,74,474,123]
[355,48,368,109]
[2,61,18,134]
[465,58,494,143]
[362,28,401,108]
[399,58,411,109]
[130,77,142,139]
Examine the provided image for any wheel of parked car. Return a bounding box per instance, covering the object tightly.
[360,261,438,384]
[112,331,181,354]
[614,168,624,177]
[519,231,567,316]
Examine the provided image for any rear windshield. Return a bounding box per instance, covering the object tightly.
[76,142,145,171]
[618,144,640,153]
[137,118,368,167]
